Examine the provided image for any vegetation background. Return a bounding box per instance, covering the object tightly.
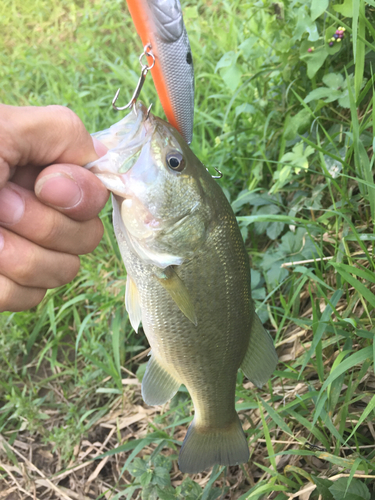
[1,0,375,498]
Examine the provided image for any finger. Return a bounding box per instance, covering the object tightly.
[34,163,109,221]
[1,104,100,171]
[10,164,46,191]
[0,227,80,289]
[10,138,108,192]
[0,182,103,255]
[0,158,10,191]
[0,275,46,313]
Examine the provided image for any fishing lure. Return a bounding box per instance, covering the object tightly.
[117,0,195,144]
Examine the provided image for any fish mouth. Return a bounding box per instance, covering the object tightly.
[88,102,152,158]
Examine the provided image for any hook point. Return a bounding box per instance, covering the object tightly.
[112,88,121,110]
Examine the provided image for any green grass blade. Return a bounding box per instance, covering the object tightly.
[300,289,342,374]
[112,309,122,381]
[258,399,277,472]
[331,262,375,308]
[260,398,293,437]
[318,346,373,396]
[344,394,375,444]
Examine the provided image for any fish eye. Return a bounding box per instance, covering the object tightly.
[166,151,185,172]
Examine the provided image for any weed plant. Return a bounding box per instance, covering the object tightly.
[1,0,375,498]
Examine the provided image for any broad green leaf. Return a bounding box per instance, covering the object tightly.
[266,221,285,240]
[129,457,147,477]
[235,103,256,117]
[220,64,242,90]
[329,477,370,500]
[152,467,171,487]
[338,91,350,108]
[252,204,280,234]
[142,484,158,500]
[333,0,353,17]
[305,73,350,107]
[300,40,329,78]
[283,108,312,140]
[311,476,334,500]
[238,37,258,58]
[180,477,202,499]
[215,51,237,72]
[322,73,345,89]
[311,0,328,20]
[155,487,176,500]
[305,88,342,103]
[215,51,243,90]
[293,8,319,41]
[325,26,344,55]
[270,165,292,193]
[140,470,153,487]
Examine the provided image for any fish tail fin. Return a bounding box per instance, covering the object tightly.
[178,414,249,474]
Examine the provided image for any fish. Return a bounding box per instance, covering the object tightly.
[126,0,194,144]
[85,103,278,474]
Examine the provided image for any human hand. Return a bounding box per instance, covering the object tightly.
[0,104,109,312]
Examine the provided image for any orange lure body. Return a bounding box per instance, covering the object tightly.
[126,0,194,144]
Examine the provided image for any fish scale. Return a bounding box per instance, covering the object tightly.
[85,103,278,474]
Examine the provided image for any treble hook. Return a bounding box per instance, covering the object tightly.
[112,44,155,114]
[205,166,223,180]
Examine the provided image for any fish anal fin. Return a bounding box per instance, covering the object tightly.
[241,311,278,388]
[142,354,181,406]
[154,266,197,326]
[125,275,142,332]
[178,414,249,473]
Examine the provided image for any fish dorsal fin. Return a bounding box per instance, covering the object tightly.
[153,266,197,326]
[142,354,181,405]
[241,310,278,388]
[125,275,142,332]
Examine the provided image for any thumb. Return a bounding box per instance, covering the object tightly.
[0,104,100,184]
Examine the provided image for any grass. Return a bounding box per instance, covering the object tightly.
[1,0,375,498]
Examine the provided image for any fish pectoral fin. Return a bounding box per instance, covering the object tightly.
[241,310,278,388]
[153,266,198,326]
[125,275,142,332]
[142,354,181,406]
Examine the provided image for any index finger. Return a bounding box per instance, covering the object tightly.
[0,104,99,185]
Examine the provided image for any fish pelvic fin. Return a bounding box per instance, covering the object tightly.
[154,266,197,326]
[178,414,249,474]
[142,354,181,406]
[125,275,142,332]
[241,310,278,388]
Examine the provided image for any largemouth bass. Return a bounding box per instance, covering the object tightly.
[85,103,278,473]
